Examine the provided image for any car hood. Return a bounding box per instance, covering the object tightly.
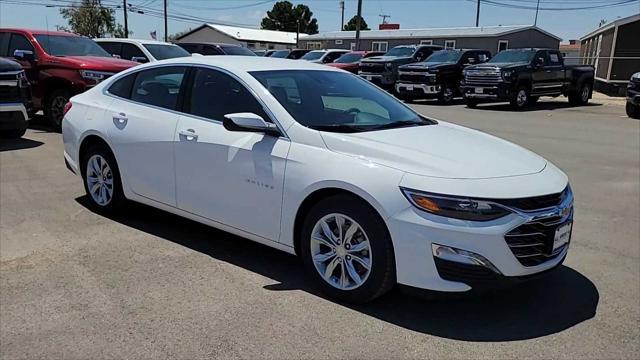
[320,122,547,179]
[328,63,355,69]
[53,56,138,71]
[467,62,529,71]
[400,62,457,71]
[0,57,22,72]
[362,55,412,63]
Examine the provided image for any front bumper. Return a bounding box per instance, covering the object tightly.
[396,82,441,97]
[0,103,31,131]
[359,72,396,86]
[461,81,514,101]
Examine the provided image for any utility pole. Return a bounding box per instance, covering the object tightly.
[534,0,540,27]
[340,0,345,31]
[164,0,168,41]
[379,14,390,24]
[355,0,363,50]
[475,0,481,27]
[123,0,128,38]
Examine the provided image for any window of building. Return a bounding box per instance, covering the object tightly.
[444,40,456,50]
[335,39,343,45]
[420,40,433,45]
[350,42,356,51]
[306,42,323,50]
[498,40,509,52]
[372,41,388,52]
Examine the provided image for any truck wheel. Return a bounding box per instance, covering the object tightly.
[569,83,591,106]
[627,102,640,119]
[510,87,530,109]
[438,85,454,105]
[465,99,479,108]
[0,126,27,139]
[45,89,70,131]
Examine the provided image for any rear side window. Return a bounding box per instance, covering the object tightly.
[98,42,122,58]
[130,66,187,110]
[201,46,222,55]
[122,44,147,62]
[548,52,561,66]
[178,44,199,54]
[185,67,268,121]
[108,73,135,98]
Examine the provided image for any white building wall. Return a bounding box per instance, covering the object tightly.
[176,26,292,50]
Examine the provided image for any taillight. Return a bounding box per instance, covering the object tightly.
[63,102,72,116]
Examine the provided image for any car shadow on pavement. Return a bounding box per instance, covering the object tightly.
[471,101,603,112]
[0,137,43,152]
[76,197,599,342]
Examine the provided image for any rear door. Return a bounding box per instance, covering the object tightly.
[106,66,189,206]
[545,50,566,92]
[531,50,549,93]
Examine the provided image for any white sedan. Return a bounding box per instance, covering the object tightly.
[62,56,573,303]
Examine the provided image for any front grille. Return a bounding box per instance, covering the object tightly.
[465,74,501,84]
[505,210,572,267]
[0,85,21,103]
[495,187,569,211]
[398,73,436,83]
[434,258,498,282]
[360,63,385,74]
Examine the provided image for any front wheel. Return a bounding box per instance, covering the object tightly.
[510,86,530,109]
[45,89,70,131]
[627,102,640,119]
[81,144,126,213]
[300,194,396,303]
[438,85,455,104]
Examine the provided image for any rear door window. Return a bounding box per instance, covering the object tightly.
[130,66,187,110]
[548,52,562,66]
[108,73,136,98]
[122,44,147,62]
[202,46,222,55]
[98,42,122,58]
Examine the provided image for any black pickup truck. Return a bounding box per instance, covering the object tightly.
[626,72,639,119]
[0,57,32,138]
[396,49,492,104]
[460,48,594,109]
[358,44,442,89]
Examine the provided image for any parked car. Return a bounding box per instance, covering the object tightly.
[461,48,595,109]
[95,38,191,63]
[0,29,137,128]
[326,51,385,73]
[0,57,32,138]
[176,42,256,56]
[358,45,443,89]
[396,49,492,104]
[63,56,574,303]
[252,49,267,56]
[267,49,310,59]
[626,72,640,119]
[300,49,350,64]
[263,49,278,57]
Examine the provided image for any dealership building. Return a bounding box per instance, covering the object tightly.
[298,25,561,54]
[174,23,301,50]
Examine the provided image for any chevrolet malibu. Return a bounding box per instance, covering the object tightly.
[62,57,573,303]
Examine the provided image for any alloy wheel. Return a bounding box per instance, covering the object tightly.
[581,84,590,102]
[50,96,67,127]
[443,87,454,102]
[310,213,372,290]
[516,89,528,107]
[86,155,114,206]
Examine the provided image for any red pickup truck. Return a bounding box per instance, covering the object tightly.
[0,29,137,129]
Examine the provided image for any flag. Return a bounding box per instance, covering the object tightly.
[150,31,157,40]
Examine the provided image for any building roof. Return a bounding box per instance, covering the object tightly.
[95,38,176,45]
[580,13,640,40]
[176,23,304,45]
[302,25,561,41]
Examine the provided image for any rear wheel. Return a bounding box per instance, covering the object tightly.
[510,86,530,109]
[569,82,591,106]
[45,89,70,131]
[81,144,126,213]
[627,102,640,119]
[300,194,396,303]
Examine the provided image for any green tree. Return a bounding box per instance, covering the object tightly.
[261,1,319,35]
[60,0,127,38]
[343,15,369,31]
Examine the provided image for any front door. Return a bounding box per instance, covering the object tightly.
[107,66,188,206]
[174,67,290,241]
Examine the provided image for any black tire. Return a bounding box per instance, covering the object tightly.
[627,102,640,119]
[81,143,126,213]
[300,194,396,303]
[45,88,70,131]
[437,84,454,105]
[465,99,479,108]
[510,86,530,110]
[0,125,27,139]
[569,82,591,106]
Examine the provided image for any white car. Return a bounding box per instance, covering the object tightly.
[301,49,350,64]
[95,38,191,63]
[62,56,573,303]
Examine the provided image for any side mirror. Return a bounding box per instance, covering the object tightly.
[223,112,280,136]
[111,54,121,59]
[13,49,35,62]
[131,56,149,63]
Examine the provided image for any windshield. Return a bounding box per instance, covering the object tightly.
[424,50,462,63]
[301,51,325,60]
[221,46,257,56]
[385,46,416,57]
[489,50,536,63]
[334,53,363,63]
[250,70,435,133]
[270,50,290,58]
[143,44,190,60]
[35,35,110,57]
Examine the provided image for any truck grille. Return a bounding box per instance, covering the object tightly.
[464,68,501,85]
[398,72,436,83]
[359,62,385,74]
[505,212,571,267]
[0,86,21,103]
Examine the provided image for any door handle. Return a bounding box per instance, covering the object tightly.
[179,128,198,141]
[113,113,128,128]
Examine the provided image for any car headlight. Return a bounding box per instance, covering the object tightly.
[501,70,514,82]
[385,62,394,70]
[79,70,113,84]
[401,188,511,221]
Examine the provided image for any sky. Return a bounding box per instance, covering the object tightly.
[0,0,639,42]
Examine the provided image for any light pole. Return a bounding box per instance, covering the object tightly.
[534,0,540,26]
[475,0,481,27]
[164,0,168,42]
[355,0,363,50]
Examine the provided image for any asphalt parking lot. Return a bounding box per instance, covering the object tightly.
[1,98,638,359]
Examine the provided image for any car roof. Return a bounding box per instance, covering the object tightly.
[96,38,176,45]
[142,56,344,73]
[0,28,79,37]
[178,42,241,48]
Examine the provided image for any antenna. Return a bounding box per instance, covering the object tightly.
[379,14,391,24]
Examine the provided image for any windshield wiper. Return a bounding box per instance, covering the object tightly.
[308,124,370,133]
[367,120,427,131]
